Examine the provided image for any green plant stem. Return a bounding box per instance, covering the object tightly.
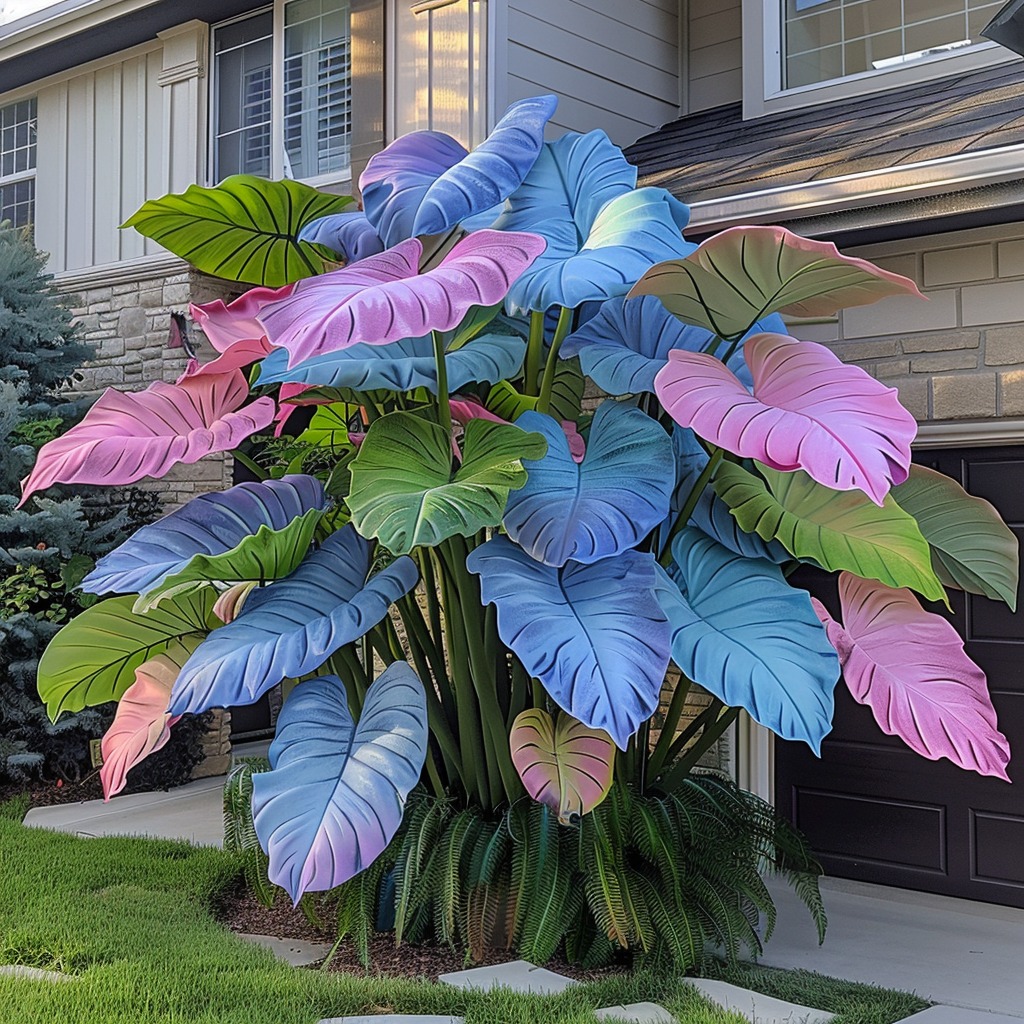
[658,704,741,792]
[536,306,574,415]
[523,309,546,396]
[658,446,725,567]
[232,448,268,481]
[432,330,452,436]
[647,672,693,780]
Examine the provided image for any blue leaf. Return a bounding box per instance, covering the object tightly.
[504,401,674,566]
[82,476,328,597]
[252,664,427,902]
[360,131,468,248]
[297,211,385,263]
[413,95,558,236]
[256,331,526,394]
[668,427,790,563]
[654,529,839,752]
[562,297,789,394]
[466,537,670,749]
[169,526,418,715]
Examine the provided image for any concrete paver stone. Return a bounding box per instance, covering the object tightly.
[687,979,835,1024]
[0,965,76,983]
[438,960,579,994]
[895,1009,1024,1023]
[236,933,331,967]
[594,1002,675,1022]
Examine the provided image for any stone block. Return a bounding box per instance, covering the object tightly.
[236,934,330,967]
[111,291,142,312]
[832,338,899,362]
[922,244,994,287]
[910,351,978,373]
[594,1002,674,1022]
[984,326,1024,366]
[112,282,139,296]
[163,282,192,305]
[138,286,164,307]
[962,281,1024,326]
[873,359,910,379]
[997,238,1024,278]
[887,377,929,420]
[118,306,148,337]
[686,979,834,1024]
[899,330,980,354]
[789,320,839,344]
[1000,370,1024,416]
[870,253,918,279]
[843,290,957,339]
[932,373,997,419]
[439,960,578,994]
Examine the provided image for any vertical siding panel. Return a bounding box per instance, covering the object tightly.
[64,74,95,270]
[92,64,122,266]
[34,84,67,273]
[144,52,164,258]
[118,56,146,263]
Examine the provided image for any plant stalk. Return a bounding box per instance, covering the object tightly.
[432,330,452,436]
[536,306,574,415]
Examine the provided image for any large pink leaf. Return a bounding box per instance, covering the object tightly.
[99,650,185,800]
[813,573,1011,780]
[259,230,546,367]
[20,371,275,503]
[655,333,916,505]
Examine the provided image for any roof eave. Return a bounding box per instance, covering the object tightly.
[0,0,160,57]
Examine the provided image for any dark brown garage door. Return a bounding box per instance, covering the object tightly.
[775,446,1024,907]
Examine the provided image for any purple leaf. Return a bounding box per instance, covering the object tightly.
[655,333,917,506]
[259,231,546,367]
[297,211,385,263]
[20,372,275,504]
[814,573,1011,779]
[252,665,428,901]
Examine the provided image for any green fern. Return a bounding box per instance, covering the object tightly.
[222,759,276,909]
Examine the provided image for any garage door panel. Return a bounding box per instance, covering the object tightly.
[972,811,1024,887]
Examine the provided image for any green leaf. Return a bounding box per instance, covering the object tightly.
[37,591,214,720]
[891,464,1019,610]
[294,403,356,449]
[488,357,584,422]
[133,508,325,614]
[122,175,355,287]
[447,303,504,351]
[713,461,947,603]
[347,411,547,555]
[629,225,923,341]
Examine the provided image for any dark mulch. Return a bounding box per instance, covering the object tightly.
[0,773,105,809]
[215,878,631,982]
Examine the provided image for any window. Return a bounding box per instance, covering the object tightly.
[0,98,36,234]
[783,0,1005,89]
[212,1,352,183]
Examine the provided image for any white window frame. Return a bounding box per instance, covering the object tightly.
[0,95,36,234]
[209,1,354,190]
[742,0,1019,119]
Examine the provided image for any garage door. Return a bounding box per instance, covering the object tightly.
[775,446,1024,907]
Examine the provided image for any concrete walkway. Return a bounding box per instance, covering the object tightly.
[760,875,1024,1018]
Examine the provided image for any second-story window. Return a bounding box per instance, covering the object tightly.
[0,97,36,234]
[784,0,1004,89]
[212,0,352,184]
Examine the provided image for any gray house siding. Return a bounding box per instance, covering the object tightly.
[686,0,742,113]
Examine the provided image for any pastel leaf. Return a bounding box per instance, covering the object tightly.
[713,460,947,603]
[252,664,428,902]
[123,175,354,286]
[168,526,419,715]
[347,412,548,555]
[20,372,276,504]
[510,708,615,824]
[815,573,1010,779]
[466,536,670,750]
[37,591,214,720]
[630,224,924,341]
[259,231,546,367]
[256,330,526,394]
[503,402,675,566]
[655,529,839,752]
[891,464,1019,610]
[83,476,328,597]
[655,333,917,506]
[561,295,788,393]
[297,211,384,263]
[486,358,584,424]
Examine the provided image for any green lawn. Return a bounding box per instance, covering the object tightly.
[0,797,929,1024]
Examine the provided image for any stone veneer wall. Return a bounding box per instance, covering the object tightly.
[792,221,1024,421]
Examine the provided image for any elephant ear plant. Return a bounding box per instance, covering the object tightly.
[25,95,1018,968]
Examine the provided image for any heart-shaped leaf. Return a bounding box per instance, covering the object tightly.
[252,664,428,901]
[891,465,1019,610]
[298,211,384,263]
[123,175,354,286]
[561,295,783,393]
[655,334,917,506]
[37,591,214,720]
[630,224,924,341]
[83,476,328,597]
[259,231,546,367]
[99,637,200,799]
[713,461,946,603]
[169,526,418,715]
[467,537,670,749]
[256,330,526,394]
[347,412,547,555]
[655,529,839,752]
[814,573,1010,779]
[510,708,615,824]
[20,372,276,505]
[503,402,674,566]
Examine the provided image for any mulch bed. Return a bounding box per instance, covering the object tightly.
[0,773,105,809]
[215,877,631,982]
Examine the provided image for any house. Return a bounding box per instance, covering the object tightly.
[2,0,1022,915]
